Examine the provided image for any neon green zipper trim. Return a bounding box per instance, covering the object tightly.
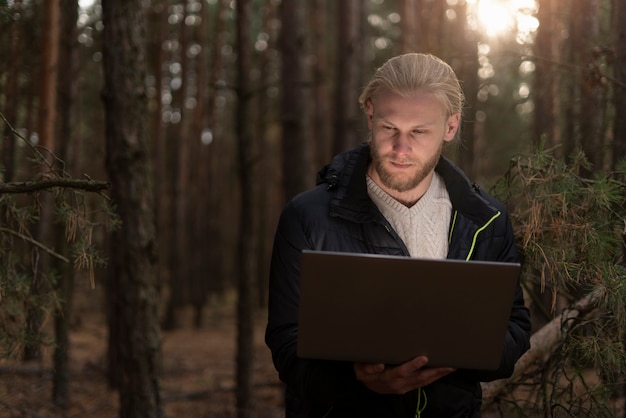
[465,211,501,261]
[448,210,458,244]
[415,387,427,417]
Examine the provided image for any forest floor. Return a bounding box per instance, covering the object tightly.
[0,291,284,418]
[2,289,626,418]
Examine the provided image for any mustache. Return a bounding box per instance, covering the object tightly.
[384,156,416,165]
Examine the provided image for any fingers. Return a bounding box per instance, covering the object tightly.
[354,357,456,395]
[396,356,429,373]
[412,366,456,388]
[389,357,450,391]
[354,362,385,375]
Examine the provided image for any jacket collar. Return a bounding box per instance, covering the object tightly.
[434,156,501,225]
[317,143,500,225]
[317,143,378,222]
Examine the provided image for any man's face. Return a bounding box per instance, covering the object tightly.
[366,90,460,203]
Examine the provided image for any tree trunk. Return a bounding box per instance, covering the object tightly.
[24,0,61,362]
[575,0,605,175]
[533,0,560,152]
[613,0,626,170]
[163,1,191,330]
[256,0,279,309]
[425,0,444,53]
[279,0,314,200]
[101,1,163,416]
[448,2,479,179]
[36,0,60,155]
[333,0,363,154]
[204,0,230,297]
[190,0,211,327]
[148,0,169,329]
[561,0,606,173]
[400,0,422,53]
[560,2,577,161]
[52,245,75,408]
[1,0,23,183]
[481,289,603,405]
[52,0,79,407]
[235,1,257,417]
[312,0,333,167]
[23,2,40,147]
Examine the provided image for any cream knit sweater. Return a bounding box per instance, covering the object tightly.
[366,172,451,259]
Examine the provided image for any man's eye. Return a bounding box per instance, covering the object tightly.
[383,125,395,131]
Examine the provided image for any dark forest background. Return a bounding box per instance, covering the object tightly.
[1,0,626,417]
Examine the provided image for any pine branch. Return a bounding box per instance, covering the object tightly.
[1,111,110,195]
[481,288,604,404]
[0,178,110,194]
[0,110,55,171]
[0,227,70,263]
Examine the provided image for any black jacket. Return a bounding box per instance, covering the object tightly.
[265,143,531,417]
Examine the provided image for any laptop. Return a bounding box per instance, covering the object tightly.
[297,250,520,370]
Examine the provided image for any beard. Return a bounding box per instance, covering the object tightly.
[369,141,443,193]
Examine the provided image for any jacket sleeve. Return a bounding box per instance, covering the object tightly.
[461,209,532,382]
[264,200,367,406]
[462,284,531,382]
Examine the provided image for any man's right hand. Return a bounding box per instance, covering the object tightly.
[354,356,455,395]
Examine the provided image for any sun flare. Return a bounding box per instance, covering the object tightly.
[465,0,539,39]
[478,0,514,36]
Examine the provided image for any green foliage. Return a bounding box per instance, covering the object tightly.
[0,187,115,359]
[492,146,626,417]
[0,118,116,359]
[54,190,117,288]
[0,0,10,23]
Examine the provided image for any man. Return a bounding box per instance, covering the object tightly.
[265,53,531,417]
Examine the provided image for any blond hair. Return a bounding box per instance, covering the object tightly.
[359,53,464,120]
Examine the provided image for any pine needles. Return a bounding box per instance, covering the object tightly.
[488,147,626,417]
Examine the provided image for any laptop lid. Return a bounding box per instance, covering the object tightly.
[297,250,520,370]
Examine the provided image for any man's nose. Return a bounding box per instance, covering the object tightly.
[393,132,412,154]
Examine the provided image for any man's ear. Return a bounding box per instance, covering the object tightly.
[444,112,461,142]
[366,100,374,129]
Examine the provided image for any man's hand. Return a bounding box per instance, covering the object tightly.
[354,356,455,395]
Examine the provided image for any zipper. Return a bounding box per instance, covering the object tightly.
[449,210,502,261]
